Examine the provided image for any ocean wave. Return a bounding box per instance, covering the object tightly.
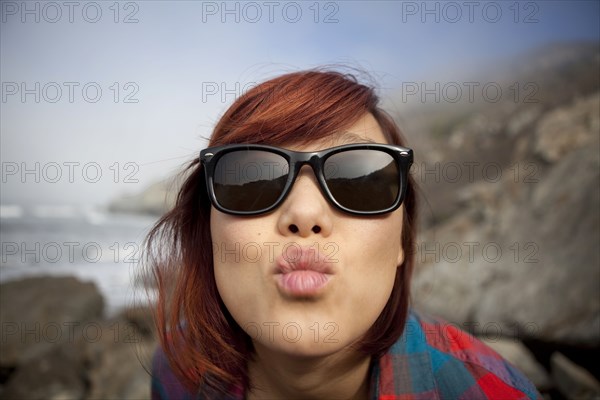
[0,205,24,219]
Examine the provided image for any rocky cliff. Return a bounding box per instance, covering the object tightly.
[405,42,600,398]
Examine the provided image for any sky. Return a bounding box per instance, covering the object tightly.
[1,0,599,207]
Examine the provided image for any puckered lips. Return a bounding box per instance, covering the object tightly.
[274,246,334,297]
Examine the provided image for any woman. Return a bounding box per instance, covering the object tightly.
[148,69,541,399]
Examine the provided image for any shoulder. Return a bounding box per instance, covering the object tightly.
[374,309,542,399]
[151,345,243,400]
[151,345,196,400]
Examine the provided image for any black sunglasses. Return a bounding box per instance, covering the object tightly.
[200,143,413,216]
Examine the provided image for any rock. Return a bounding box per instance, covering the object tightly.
[108,178,179,216]
[120,306,155,338]
[0,276,157,400]
[2,314,156,400]
[0,276,104,367]
[480,338,551,390]
[412,85,600,347]
[507,105,543,137]
[488,140,600,346]
[1,345,87,400]
[411,213,486,323]
[534,93,599,163]
[551,352,600,399]
[84,314,155,400]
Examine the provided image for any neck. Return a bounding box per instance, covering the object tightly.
[246,344,372,400]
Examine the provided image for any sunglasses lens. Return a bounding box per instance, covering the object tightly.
[214,150,289,212]
[324,150,399,212]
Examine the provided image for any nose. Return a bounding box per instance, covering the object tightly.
[276,166,333,238]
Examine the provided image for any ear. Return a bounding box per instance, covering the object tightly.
[396,206,406,267]
[397,246,405,267]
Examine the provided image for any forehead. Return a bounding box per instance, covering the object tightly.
[289,113,389,151]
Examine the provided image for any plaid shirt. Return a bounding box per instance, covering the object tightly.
[152,309,542,399]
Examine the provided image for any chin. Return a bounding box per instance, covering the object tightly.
[263,337,350,359]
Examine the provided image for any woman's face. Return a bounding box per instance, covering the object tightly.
[211,113,404,357]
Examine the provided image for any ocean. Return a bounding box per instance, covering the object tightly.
[0,204,159,316]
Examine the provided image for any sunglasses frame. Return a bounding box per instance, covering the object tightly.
[200,143,413,216]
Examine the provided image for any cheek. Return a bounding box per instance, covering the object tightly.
[346,211,404,270]
[210,209,273,327]
[335,211,404,326]
[213,264,256,329]
[211,210,248,314]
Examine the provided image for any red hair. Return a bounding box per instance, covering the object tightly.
[144,68,418,396]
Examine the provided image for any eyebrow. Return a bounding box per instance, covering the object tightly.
[333,132,378,145]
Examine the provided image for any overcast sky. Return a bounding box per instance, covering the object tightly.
[1,0,598,207]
